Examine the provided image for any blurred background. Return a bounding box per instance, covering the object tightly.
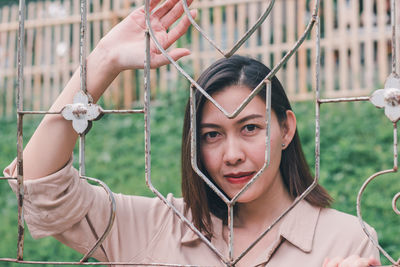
[0,0,399,266]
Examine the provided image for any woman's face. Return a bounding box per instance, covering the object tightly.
[200,85,294,204]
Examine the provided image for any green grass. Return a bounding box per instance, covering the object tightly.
[0,91,399,265]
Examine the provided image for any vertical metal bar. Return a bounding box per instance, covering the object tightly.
[228,204,234,263]
[79,135,86,176]
[144,0,151,190]
[16,0,26,260]
[390,0,396,74]
[78,0,88,177]
[315,16,321,183]
[393,123,398,170]
[264,80,271,166]
[80,0,88,94]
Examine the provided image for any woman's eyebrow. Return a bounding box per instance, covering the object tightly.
[200,114,264,129]
[200,123,221,129]
[236,114,264,124]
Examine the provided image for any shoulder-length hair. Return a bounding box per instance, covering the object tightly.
[181,55,332,239]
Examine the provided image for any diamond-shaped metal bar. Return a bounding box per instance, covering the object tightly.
[79,176,116,263]
[145,0,320,121]
[189,81,272,206]
[16,0,26,260]
[143,2,227,262]
[393,192,400,216]
[181,0,275,58]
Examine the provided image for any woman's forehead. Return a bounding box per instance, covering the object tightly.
[201,86,268,122]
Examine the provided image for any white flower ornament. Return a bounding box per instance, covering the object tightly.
[370,74,400,122]
[61,91,102,134]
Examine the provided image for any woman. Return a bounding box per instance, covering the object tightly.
[4,0,380,266]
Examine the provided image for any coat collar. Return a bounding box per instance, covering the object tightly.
[181,199,321,254]
[279,198,321,253]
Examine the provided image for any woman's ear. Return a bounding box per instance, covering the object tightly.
[281,110,296,147]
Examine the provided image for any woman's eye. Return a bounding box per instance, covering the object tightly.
[203,131,220,142]
[244,124,257,132]
[242,124,259,135]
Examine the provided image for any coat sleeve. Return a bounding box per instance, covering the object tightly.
[353,225,381,261]
[4,158,179,263]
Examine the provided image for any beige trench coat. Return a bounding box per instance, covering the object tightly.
[5,159,379,266]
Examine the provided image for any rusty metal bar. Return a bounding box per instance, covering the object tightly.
[79,0,87,95]
[357,169,397,265]
[18,109,144,115]
[146,0,319,121]
[354,0,399,265]
[189,85,230,204]
[0,259,211,266]
[318,96,370,104]
[391,0,397,74]
[228,204,234,263]
[79,176,116,263]
[181,0,276,57]
[232,181,320,265]
[0,177,17,180]
[234,17,323,262]
[144,2,228,264]
[393,192,400,215]
[2,0,397,265]
[79,135,86,177]
[18,111,62,115]
[229,80,272,204]
[16,0,26,260]
[393,122,398,170]
[100,109,145,114]
[315,16,321,185]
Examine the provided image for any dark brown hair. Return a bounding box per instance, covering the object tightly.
[181,55,332,239]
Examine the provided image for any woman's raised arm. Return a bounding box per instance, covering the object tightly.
[21,0,195,180]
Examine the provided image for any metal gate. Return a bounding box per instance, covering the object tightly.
[0,0,399,266]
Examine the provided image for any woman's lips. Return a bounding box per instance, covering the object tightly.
[224,172,255,184]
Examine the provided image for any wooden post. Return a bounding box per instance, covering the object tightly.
[297,0,307,97]
[286,0,296,98]
[261,1,271,67]
[6,5,18,116]
[350,0,360,92]
[364,0,374,90]
[323,0,335,97]
[377,0,388,86]
[0,6,10,117]
[338,0,349,95]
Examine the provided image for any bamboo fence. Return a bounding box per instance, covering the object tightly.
[0,0,399,117]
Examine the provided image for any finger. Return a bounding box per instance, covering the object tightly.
[160,0,194,28]
[164,9,197,48]
[153,0,180,18]
[340,256,365,267]
[368,257,381,266]
[150,0,163,11]
[151,48,190,67]
[132,0,161,16]
[325,257,343,267]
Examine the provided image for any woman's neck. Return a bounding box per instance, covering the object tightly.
[234,177,293,231]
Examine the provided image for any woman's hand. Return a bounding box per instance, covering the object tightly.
[323,255,380,267]
[98,0,196,71]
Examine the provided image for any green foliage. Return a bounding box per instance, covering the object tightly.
[294,101,400,264]
[0,94,399,265]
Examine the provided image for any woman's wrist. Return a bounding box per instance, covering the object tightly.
[86,43,122,102]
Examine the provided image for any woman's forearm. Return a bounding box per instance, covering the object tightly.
[22,45,119,180]
[18,0,194,180]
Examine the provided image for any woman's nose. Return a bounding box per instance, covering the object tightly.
[222,137,245,166]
